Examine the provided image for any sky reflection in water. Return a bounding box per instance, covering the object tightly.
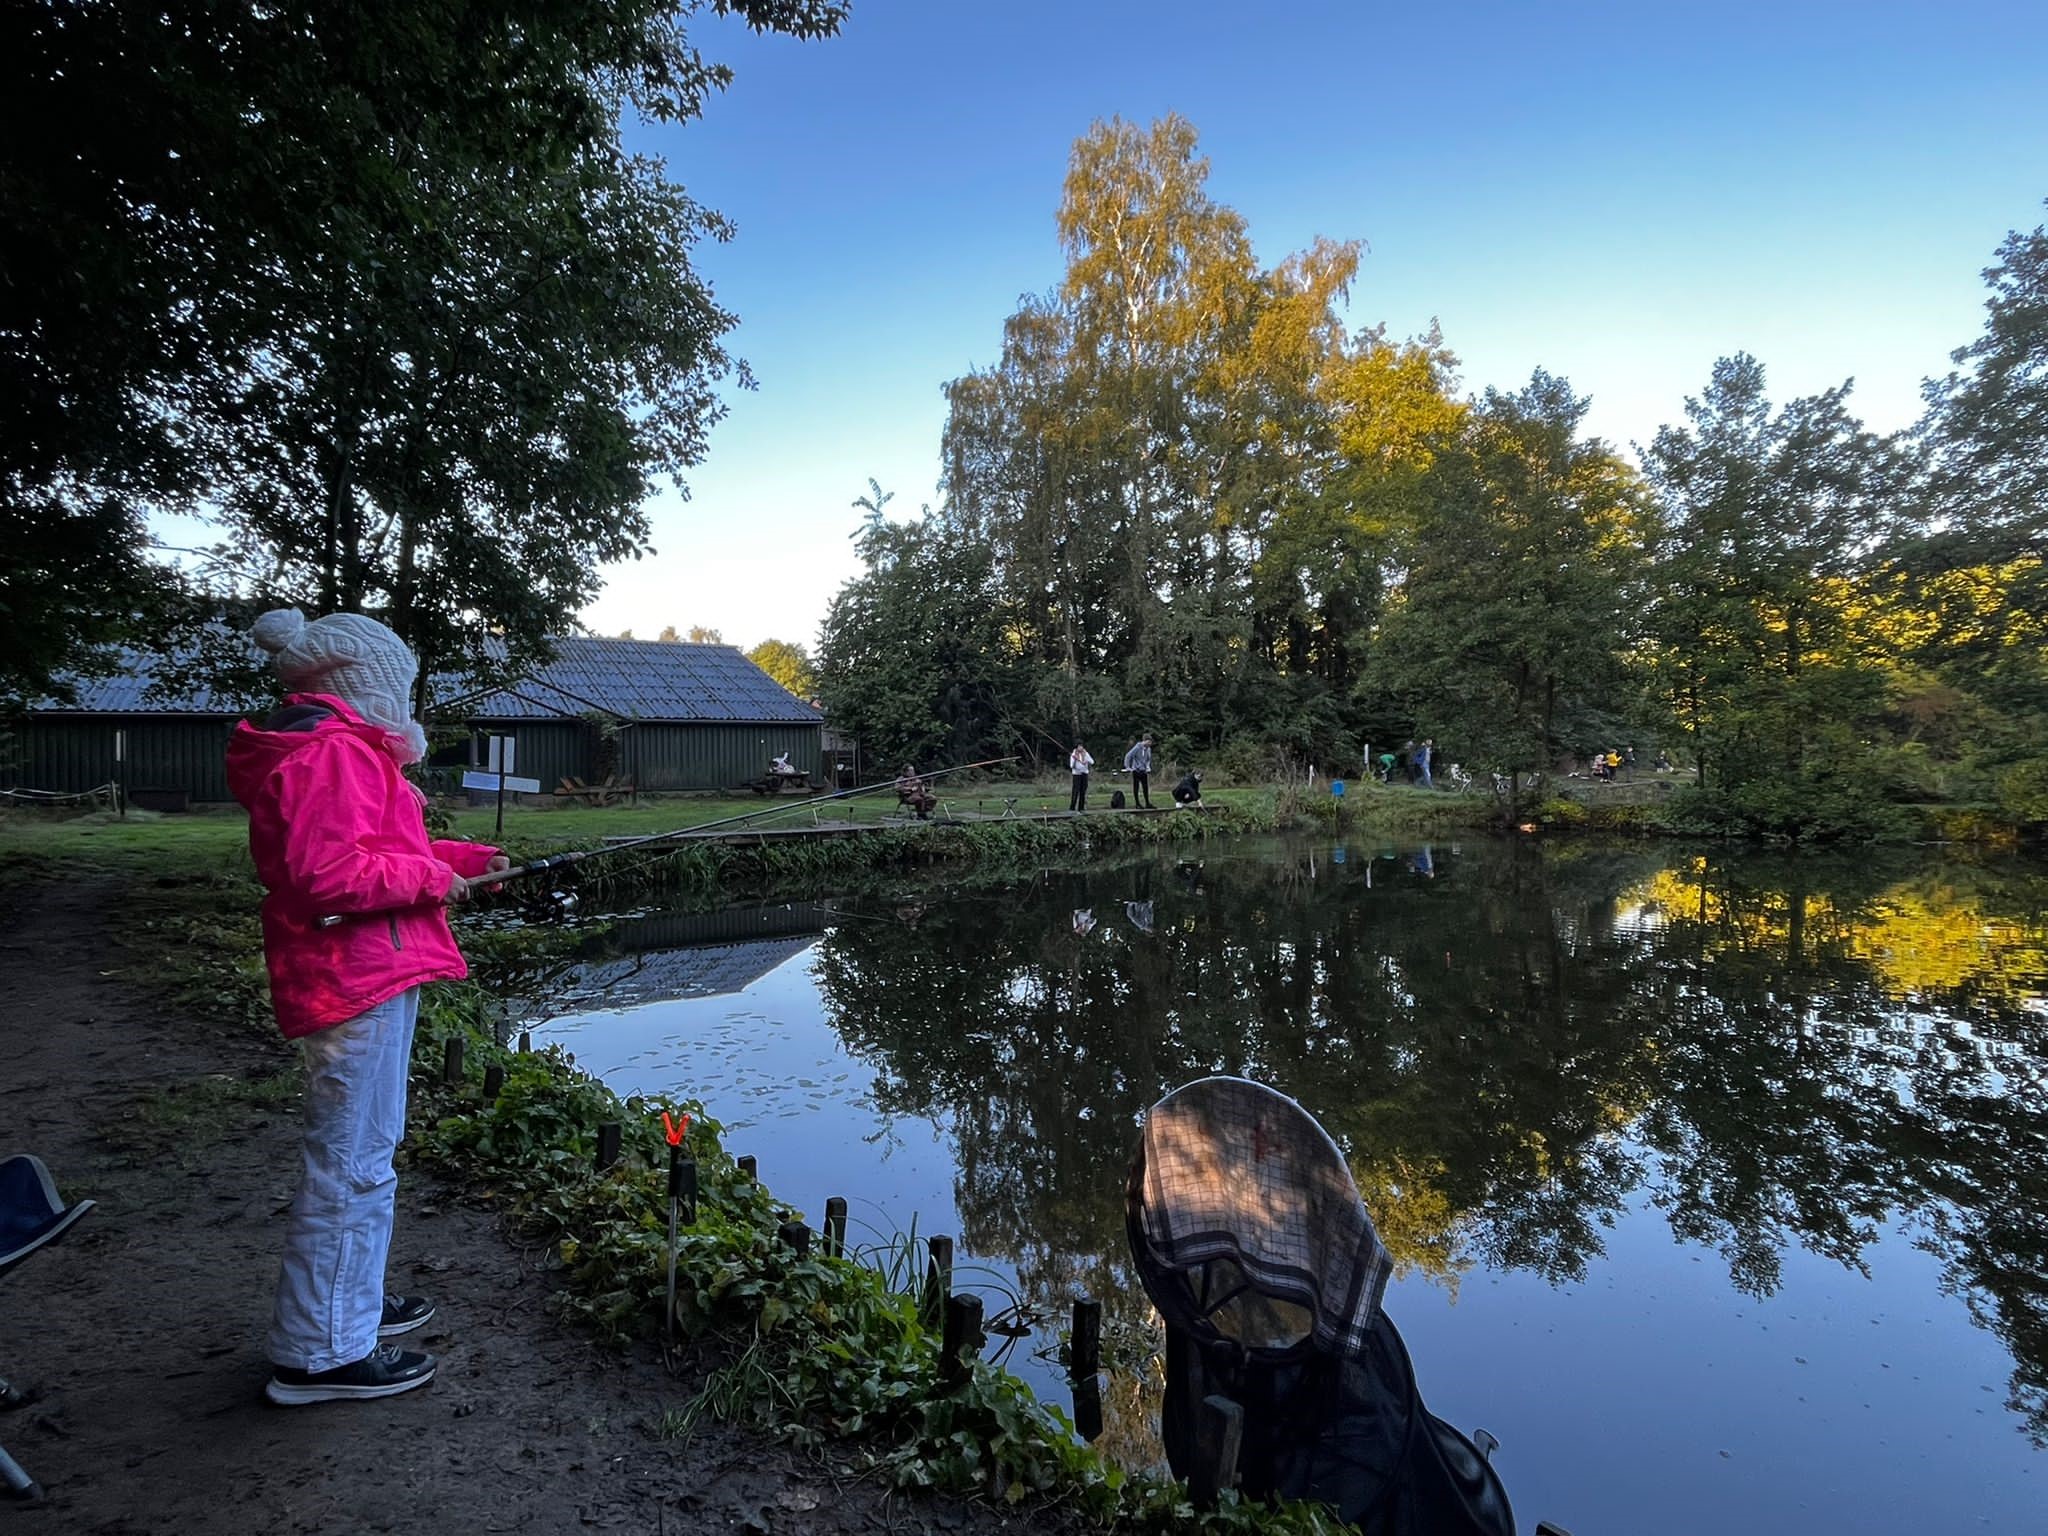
[529,839,2048,1536]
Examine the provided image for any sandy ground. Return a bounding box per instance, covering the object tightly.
[0,875,1061,1535]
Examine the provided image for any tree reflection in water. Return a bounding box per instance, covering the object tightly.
[811,841,2048,1442]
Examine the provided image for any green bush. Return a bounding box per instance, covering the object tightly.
[1652,776,1916,842]
[1213,737,1276,786]
[1997,759,2048,824]
[1860,741,1942,803]
[1534,796,1588,828]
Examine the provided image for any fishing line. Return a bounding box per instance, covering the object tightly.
[317,757,1021,928]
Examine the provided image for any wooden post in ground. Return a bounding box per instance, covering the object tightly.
[922,1235,954,1325]
[674,1158,697,1224]
[941,1293,984,1385]
[1069,1298,1101,1379]
[1189,1395,1244,1505]
[778,1220,811,1257]
[736,1154,757,1181]
[481,1064,505,1102]
[442,1036,464,1086]
[823,1197,847,1257]
[1070,1375,1104,1442]
[595,1122,622,1172]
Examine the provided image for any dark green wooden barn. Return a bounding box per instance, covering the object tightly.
[437,639,824,795]
[6,638,822,804]
[3,665,247,805]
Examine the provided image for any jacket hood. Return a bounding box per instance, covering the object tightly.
[225,693,397,807]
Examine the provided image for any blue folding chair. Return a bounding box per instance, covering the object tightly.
[1,1154,96,1502]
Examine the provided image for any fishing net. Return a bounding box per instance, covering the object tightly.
[1127,1076,1515,1535]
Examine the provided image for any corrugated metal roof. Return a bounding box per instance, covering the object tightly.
[449,639,819,724]
[35,644,267,715]
[37,635,818,725]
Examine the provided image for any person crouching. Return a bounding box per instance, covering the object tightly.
[226,608,509,1406]
[1172,770,1205,808]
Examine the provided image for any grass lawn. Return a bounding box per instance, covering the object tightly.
[0,779,1297,880]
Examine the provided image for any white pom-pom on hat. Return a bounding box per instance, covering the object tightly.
[251,607,308,656]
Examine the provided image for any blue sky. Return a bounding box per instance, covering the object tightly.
[588,0,2046,651]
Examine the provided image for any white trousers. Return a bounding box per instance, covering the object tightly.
[267,987,419,1370]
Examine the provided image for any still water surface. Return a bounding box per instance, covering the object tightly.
[526,839,2048,1535]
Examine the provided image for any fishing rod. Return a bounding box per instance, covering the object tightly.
[314,756,1020,928]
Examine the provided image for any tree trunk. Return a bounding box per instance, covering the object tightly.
[394,509,431,718]
[1784,600,1803,777]
[1687,672,1707,790]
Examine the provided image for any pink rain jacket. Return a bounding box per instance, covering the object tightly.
[225,693,500,1038]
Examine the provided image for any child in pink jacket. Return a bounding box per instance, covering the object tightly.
[227,608,507,1405]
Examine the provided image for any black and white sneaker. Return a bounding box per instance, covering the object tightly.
[265,1345,437,1406]
[378,1294,435,1338]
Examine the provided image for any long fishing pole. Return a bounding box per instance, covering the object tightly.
[314,756,1020,928]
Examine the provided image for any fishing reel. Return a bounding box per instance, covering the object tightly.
[504,874,579,924]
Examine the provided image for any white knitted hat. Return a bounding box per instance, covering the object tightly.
[251,608,425,758]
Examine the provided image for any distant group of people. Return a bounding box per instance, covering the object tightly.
[1067,736,1202,813]
[1356,736,1686,789]
[1590,747,1635,782]
[1368,738,1440,788]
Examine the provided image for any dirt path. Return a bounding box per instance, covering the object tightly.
[0,876,1047,1534]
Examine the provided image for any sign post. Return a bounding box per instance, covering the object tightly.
[464,735,538,838]
[489,734,515,838]
[113,728,127,819]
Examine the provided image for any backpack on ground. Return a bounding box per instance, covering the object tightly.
[1110,789,1127,809]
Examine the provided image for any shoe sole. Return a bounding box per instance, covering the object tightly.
[265,1365,436,1406]
[378,1306,436,1338]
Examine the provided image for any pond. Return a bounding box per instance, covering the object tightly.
[524,837,2048,1535]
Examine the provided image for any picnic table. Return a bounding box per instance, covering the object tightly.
[743,770,813,796]
[554,774,636,807]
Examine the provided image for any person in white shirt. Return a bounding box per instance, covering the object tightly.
[1068,742,1095,812]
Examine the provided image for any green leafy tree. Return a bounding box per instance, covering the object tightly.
[0,500,178,711]
[746,639,816,697]
[940,117,1266,744]
[2,0,846,705]
[851,478,895,538]
[1641,355,1905,833]
[1904,208,2048,769]
[1921,206,2048,569]
[930,115,1469,761]
[817,513,1026,767]
[1372,372,1649,813]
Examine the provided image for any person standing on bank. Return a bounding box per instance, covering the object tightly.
[226,608,510,1406]
[1068,741,1095,812]
[1122,734,1155,808]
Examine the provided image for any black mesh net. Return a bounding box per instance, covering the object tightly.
[1128,1077,1515,1535]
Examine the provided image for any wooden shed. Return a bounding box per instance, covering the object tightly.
[441,639,824,795]
[2,664,248,807]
